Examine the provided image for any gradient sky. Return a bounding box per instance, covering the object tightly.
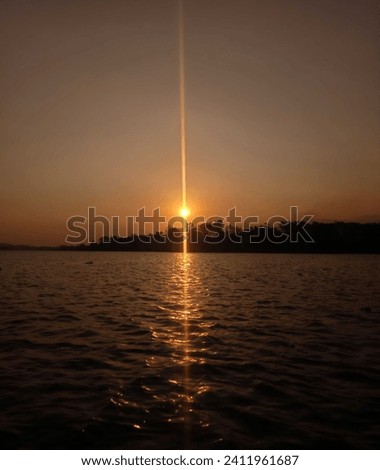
[1,0,379,245]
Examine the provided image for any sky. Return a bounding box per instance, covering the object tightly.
[0,0,379,245]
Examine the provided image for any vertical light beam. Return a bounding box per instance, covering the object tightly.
[178,0,187,213]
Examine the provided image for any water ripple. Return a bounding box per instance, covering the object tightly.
[0,251,379,449]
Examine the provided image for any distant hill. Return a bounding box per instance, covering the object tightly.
[1,222,379,254]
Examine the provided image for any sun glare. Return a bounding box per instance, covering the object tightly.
[180,207,190,219]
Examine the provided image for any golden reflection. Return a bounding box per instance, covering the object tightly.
[170,251,212,446]
[181,249,192,446]
[146,251,212,446]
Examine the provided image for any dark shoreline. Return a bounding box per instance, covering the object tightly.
[1,246,379,254]
[1,222,380,254]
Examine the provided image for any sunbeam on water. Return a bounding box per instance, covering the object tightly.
[151,253,211,447]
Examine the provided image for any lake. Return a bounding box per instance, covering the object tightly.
[0,251,379,449]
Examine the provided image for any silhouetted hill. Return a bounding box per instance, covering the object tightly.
[64,221,380,253]
[0,243,56,251]
[1,222,379,253]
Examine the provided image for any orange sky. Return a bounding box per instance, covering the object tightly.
[1,0,379,245]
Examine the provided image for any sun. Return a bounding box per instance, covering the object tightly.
[179,206,190,218]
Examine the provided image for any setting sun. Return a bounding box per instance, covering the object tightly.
[179,207,190,218]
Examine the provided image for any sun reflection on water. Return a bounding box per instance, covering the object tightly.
[108,251,213,446]
[148,251,212,445]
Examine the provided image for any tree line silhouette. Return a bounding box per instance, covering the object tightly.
[1,221,379,253]
[62,221,380,253]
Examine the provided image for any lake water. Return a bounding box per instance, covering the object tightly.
[0,251,379,449]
